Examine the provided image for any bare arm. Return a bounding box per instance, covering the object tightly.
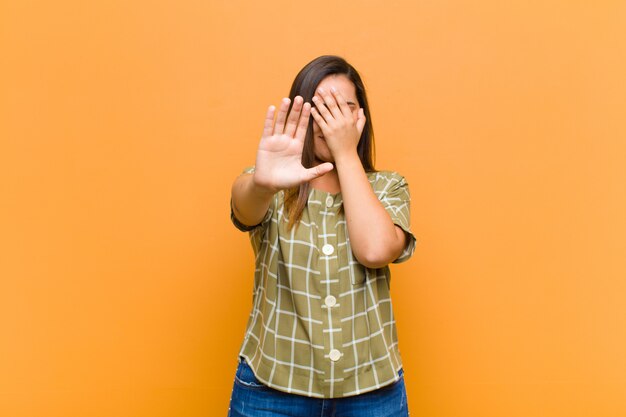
[335,155,406,268]
[231,173,275,228]
[311,88,406,268]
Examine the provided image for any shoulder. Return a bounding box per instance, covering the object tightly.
[366,170,408,191]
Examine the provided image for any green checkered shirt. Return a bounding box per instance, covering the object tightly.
[231,168,416,398]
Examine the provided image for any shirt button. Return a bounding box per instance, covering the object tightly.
[322,244,334,256]
[329,349,341,362]
[324,295,337,307]
[325,196,334,208]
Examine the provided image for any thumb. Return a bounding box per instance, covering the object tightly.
[302,162,334,182]
[356,108,366,134]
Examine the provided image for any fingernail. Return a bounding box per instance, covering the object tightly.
[330,86,337,93]
[318,87,325,93]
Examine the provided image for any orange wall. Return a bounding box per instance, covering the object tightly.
[1,1,625,416]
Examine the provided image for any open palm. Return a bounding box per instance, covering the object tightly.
[254,96,333,193]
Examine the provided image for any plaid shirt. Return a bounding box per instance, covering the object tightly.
[231,168,416,398]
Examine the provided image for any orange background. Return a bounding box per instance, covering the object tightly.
[1,1,625,416]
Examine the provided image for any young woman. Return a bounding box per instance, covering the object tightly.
[228,55,416,417]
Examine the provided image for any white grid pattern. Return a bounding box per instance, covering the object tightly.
[231,169,416,398]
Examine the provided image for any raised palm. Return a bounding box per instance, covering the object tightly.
[254,96,333,193]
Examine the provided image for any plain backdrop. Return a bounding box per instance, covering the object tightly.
[1,1,625,416]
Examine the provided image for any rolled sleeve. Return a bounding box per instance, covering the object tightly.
[230,166,273,232]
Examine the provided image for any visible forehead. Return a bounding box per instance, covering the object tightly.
[316,74,357,99]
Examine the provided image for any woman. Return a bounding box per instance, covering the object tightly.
[228,55,416,417]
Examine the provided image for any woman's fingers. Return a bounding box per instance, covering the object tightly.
[273,98,291,135]
[356,108,367,134]
[311,96,331,124]
[310,106,328,131]
[301,162,334,182]
[284,96,303,137]
[262,105,276,138]
[330,87,352,116]
[317,87,344,119]
[294,102,311,141]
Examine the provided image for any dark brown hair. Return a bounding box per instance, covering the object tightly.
[284,55,376,229]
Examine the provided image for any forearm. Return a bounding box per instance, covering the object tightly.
[231,173,275,227]
[335,152,406,268]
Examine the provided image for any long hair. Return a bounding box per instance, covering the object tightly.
[284,55,376,229]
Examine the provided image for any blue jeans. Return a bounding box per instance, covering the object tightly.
[227,358,409,417]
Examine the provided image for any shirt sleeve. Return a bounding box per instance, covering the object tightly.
[376,172,417,264]
[230,166,274,232]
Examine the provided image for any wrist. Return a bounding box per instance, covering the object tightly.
[332,149,360,167]
[251,173,279,198]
